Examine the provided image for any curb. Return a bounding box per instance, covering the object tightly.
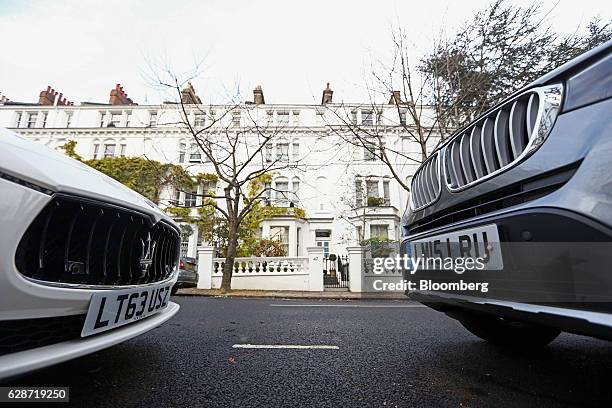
[175,288,409,301]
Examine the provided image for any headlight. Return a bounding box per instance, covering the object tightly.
[564,52,612,112]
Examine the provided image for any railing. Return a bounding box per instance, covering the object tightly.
[213,257,308,275]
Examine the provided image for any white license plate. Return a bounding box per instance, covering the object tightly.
[81,282,173,337]
[410,223,503,270]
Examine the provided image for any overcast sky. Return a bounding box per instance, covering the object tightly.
[0,0,610,105]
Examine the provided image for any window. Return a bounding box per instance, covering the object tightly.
[266,110,274,125]
[14,112,22,128]
[103,144,116,158]
[180,231,190,257]
[201,179,216,195]
[27,112,38,128]
[351,110,357,125]
[99,112,106,127]
[399,110,407,126]
[270,226,289,254]
[275,181,289,206]
[125,112,132,127]
[292,142,300,162]
[184,190,197,207]
[366,179,379,199]
[119,144,127,157]
[109,112,121,127]
[194,113,205,127]
[292,179,300,204]
[149,112,158,127]
[364,139,377,161]
[355,179,363,207]
[189,143,201,162]
[361,110,373,126]
[41,112,48,128]
[66,112,73,128]
[265,143,273,162]
[292,110,300,124]
[179,143,186,163]
[93,143,100,159]
[383,180,390,205]
[370,224,388,239]
[277,111,289,125]
[173,188,182,205]
[263,181,272,204]
[231,111,241,127]
[277,142,289,162]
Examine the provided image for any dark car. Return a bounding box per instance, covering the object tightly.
[401,40,612,347]
[172,257,199,295]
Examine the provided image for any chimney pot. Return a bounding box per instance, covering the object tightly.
[321,82,333,104]
[253,85,265,105]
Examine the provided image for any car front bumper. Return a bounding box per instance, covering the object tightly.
[0,301,179,381]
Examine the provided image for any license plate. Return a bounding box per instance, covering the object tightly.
[81,282,173,337]
[410,223,503,270]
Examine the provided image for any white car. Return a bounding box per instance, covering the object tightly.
[0,128,180,380]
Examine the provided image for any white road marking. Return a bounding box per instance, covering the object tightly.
[232,344,339,350]
[269,303,426,308]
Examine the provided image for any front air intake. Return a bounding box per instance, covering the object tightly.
[444,84,563,191]
[15,195,180,288]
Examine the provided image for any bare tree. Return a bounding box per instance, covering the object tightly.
[323,26,455,194]
[150,67,301,292]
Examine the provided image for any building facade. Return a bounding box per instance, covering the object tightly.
[0,84,438,259]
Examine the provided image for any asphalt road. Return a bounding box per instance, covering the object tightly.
[8,296,612,407]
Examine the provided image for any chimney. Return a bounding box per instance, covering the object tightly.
[321,82,333,104]
[180,82,202,104]
[389,90,402,105]
[253,85,265,104]
[37,86,72,106]
[0,93,9,104]
[39,86,56,105]
[109,83,136,105]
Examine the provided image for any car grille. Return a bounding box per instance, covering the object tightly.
[0,314,85,356]
[410,152,441,210]
[408,162,579,235]
[15,195,180,287]
[443,84,563,191]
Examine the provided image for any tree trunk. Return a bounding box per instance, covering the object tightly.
[220,220,239,292]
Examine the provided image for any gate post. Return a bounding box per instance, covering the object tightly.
[306,246,324,291]
[196,245,215,289]
[347,246,364,293]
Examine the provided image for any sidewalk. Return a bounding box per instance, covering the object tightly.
[177,288,409,300]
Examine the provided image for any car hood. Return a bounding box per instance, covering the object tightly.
[0,127,176,227]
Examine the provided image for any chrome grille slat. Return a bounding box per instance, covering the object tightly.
[469,125,486,179]
[526,93,540,139]
[410,152,440,210]
[509,99,527,159]
[423,160,435,202]
[440,84,563,192]
[450,141,466,186]
[480,118,497,174]
[494,109,512,167]
[459,132,476,183]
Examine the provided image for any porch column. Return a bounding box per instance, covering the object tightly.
[306,246,324,291]
[196,245,215,289]
[347,246,364,293]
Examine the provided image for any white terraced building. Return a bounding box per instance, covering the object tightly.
[0,84,438,260]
